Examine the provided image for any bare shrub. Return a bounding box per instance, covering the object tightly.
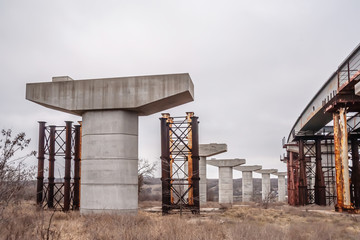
[0,129,36,216]
[138,159,157,193]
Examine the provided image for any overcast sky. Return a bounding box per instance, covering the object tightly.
[1,0,360,179]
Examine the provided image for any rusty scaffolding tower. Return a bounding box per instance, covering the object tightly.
[160,112,200,214]
[36,121,81,211]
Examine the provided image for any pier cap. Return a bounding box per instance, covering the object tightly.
[26,73,194,116]
[207,158,245,167]
[234,165,262,172]
[199,143,227,157]
[255,169,278,174]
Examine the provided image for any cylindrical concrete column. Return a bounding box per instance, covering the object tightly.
[278,175,286,201]
[242,171,253,202]
[80,110,138,214]
[219,167,233,203]
[199,156,207,203]
[262,173,270,200]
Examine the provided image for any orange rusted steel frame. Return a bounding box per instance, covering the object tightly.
[333,112,344,211]
[333,110,354,212]
[315,139,326,205]
[187,112,194,205]
[298,139,308,205]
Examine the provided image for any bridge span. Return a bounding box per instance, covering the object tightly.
[283,43,360,213]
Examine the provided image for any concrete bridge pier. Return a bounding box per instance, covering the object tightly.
[198,144,227,204]
[207,158,245,204]
[256,169,278,201]
[26,74,194,214]
[234,165,262,202]
[274,172,287,202]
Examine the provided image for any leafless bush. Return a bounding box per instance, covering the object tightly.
[261,191,277,209]
[0,129,36,213]
[138,158,157,193]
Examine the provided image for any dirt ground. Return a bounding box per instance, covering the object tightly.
[1,201,360,240]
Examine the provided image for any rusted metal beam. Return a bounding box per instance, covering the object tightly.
[73,124,81,210]
[315,139,326,205]
[36,121,46,205]
[333,109,353,212]
[339,108,352,208]
[350,137,360,208]
[48,125,56,209]
[287,151,296,205]
[160,114,171,214]
[187,112,194,205]
[63,121,72,211]
[191,115,200,213]
[298,140,308,205]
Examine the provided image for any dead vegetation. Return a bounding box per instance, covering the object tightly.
[1,201,360,240]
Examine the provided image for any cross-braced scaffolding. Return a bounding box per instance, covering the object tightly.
[160,112,200,214]
[36,121,81,211]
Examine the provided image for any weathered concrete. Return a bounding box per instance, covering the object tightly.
[26,73,194,116]
[207,158,245,203]
[26,74,194,214]
[234,165,262,202]
[199,144,227,157]
[199,143,227,204]
[81,110,138,214]
[274,172,287,202]
[256,169,278,201]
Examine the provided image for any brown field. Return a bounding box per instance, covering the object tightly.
[1,201,360,240]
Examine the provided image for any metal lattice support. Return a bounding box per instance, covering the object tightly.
[36,121,81,211]
[160,112,200,215]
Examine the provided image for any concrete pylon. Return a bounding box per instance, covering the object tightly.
[234,165,262,202]
[255,169,278,201]
[207,158,245,204]
[199,143,227,204]
[273,172,287,202]
[26,74,194,214]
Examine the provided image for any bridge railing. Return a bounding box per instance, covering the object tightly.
[338,46,360,88]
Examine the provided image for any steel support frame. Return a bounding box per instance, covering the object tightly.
[160,113,200,215]
[36,121,81,211]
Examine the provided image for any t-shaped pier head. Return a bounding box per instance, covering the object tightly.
[234,165,262,202]
[207,158,245,204]
[26,73,194,214]
[255,169,278,201]
[273,172,287,202]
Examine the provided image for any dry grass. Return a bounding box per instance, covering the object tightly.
[1,201,360,240]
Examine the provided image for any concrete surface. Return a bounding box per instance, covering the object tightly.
[26,73,194,116]
[234,165,262,202]
[274,172,287,202]
[199,143,227,204]
[208,158,245,204]
[81,110,138,214]
[199,144,227,157]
